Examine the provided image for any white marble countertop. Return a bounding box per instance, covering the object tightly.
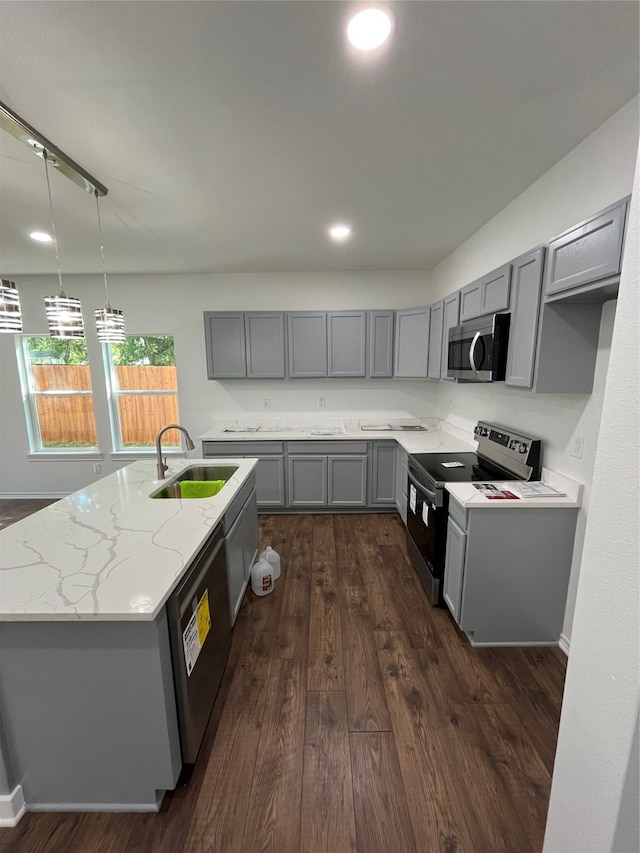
[445,468,583,509]
[0,458,257,623]
[198,416,478,455]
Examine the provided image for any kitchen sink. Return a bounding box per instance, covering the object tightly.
[150,465,238,499]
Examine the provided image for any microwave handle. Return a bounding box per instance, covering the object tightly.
[469,331,481,373]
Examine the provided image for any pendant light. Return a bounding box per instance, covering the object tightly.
[93,191,125,343]
[42,150,85,339]
[0,279,23,332]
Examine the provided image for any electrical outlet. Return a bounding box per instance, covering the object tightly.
[318,397,325,409]
[93,463,102,474]
[571,436,584,460]
[262,399,270,410]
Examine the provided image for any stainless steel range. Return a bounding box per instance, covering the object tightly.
[406,421,541,605]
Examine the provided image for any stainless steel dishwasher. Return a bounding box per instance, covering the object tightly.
[167,522,231,765]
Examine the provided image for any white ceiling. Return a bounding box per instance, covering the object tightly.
[0,1,638,276]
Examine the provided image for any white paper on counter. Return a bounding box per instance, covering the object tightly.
[409,484,416,513]
[422,502,429,527]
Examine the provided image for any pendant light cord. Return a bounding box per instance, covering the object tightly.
[43,150,65,297]
[95,191,110,307]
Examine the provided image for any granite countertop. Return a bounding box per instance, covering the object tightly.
[198,416,478,455]
[445,468,583,509]
[0,458,257,623]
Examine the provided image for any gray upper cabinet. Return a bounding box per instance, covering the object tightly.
[204,312,247,379]
[394,307,430,378]
[287,312,328,378]
[441,291,460,381]
[328,311,366,377]
[368,311,394,377]
[544,199,628,298]
[245,313,286,379]
[459,279,482,322]
[459,264,511,322]
[505,248,545,389]
[427,300,444,380]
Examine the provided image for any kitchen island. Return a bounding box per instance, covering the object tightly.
[0,458,257,815]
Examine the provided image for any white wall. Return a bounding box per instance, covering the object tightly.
[543,137,639,853]
[430,96,639,645]
[0,271,435,496]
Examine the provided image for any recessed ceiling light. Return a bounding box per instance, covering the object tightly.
[347,8,394,51]
[329,224,352,241]
[30,231,53,243]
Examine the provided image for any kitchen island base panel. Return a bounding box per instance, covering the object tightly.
[0,610,181,811]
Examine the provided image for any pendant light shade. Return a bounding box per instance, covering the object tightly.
[93,191,125,342]
[0,279,24,333]
[95,303,125,343]
[45,291,85,338]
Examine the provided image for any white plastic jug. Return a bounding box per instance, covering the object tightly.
[259,545,281,581]
[250,557,274,597]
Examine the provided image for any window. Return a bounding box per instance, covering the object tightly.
[103,335,180,451]
[17,336,99,452]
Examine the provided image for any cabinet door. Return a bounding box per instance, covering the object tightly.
[204,312,247,379]
[328,456,367,506]
[328,312,366,377]
[459,280,482,322]
[241,489,259,582]
[443,516,467,626]
[368,311,394,377]
[481,263,511,314]
[427,300,444,379]
[545,199,628,296]
[245,313,286,379]
[225,506,249,626]
[288,455,327,506]
[505,248,544,389]
[394,445,407,516]
[394,308,430,378]
[287,313,328,378]
[441,291,460,381]
[368,442,396,505]
[254,455,286,507]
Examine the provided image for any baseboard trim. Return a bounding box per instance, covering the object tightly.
[558,633,570,656]
[27,796,163,813]
[0,785,26,827]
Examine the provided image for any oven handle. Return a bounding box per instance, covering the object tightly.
[407,469,438,504]
[469,331,481,373]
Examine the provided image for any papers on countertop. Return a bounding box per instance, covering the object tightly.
[473,484,520,500]
[503,481,567,498]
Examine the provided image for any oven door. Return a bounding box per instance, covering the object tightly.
[406,468,447,605]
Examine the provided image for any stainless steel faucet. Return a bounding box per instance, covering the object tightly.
[155,424,196,479]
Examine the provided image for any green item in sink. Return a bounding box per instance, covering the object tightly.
[180,480,225,499]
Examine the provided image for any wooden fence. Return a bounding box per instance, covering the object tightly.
[32,365,179,447]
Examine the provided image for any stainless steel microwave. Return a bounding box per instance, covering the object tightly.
[447,313,510,382]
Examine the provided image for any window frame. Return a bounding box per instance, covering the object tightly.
[102,335,181,455]
[16,335,101,457]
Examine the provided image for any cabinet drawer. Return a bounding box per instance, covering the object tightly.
[203,441,284,456]
[287,440,367,454]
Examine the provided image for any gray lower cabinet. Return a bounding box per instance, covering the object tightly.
[459,264,511,322]
[505,248,545,389]
[427,300,444,379]
[394,444,408,524]
[328,311,367,377]
[288,455,328,506]
[245,312,286,378]
[369,441,396,505]
[204,312,247,379]
[202,441,285,508]
[328,455,368,506]
[224,479,259,626]
[544,198,628,298]
[443,496,578,645]
[368,310,395,377]
[288,312,328,378]
[441,291,460,380]
[394,307,430,378]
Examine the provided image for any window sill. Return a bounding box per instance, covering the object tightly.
[28,451,104,462]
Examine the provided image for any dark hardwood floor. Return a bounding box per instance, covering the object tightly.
[0,504,566,853]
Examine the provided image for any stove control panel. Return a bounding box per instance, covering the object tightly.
[474,421,541,480]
